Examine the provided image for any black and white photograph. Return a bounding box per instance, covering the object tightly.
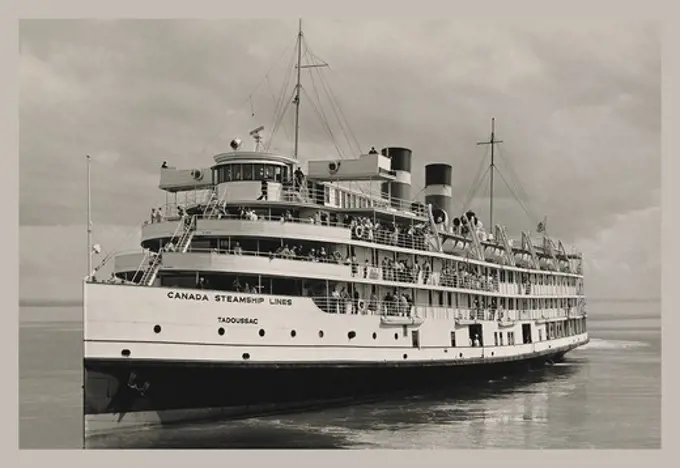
[19,18,660,450]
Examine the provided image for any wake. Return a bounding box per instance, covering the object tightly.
[576,337,649,351]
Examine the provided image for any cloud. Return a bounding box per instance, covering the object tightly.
[19,19,660,301]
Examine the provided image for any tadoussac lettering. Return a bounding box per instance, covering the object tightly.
[218,317,259,325]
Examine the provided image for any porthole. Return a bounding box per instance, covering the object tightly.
[153,325,161,334]
[372,332,377,339]
[218,327,225,336]
[348,331,356,339]
[459,353,463,358]
[403,354,408,359]
[394,333,399,340]
[290,330,297,338]
[491,352,495,356]
[259,329,265,337]
[444,349,448,353]
[319,330,324,338]
[121,349,131,357]
[242,353,250,360]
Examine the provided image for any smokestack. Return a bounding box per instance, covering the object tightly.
[425,163,453,226]
[380,147,412,210]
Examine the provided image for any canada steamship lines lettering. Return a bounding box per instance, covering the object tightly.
[166,290,293,306]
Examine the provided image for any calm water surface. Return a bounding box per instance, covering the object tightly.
[19,302,661,449]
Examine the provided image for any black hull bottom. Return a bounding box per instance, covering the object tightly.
[84,342,584,434]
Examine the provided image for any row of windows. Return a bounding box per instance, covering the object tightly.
[215,164,291,183]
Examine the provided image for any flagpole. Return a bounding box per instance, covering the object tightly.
[86,154,92,279]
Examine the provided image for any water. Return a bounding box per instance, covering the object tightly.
[18,302,661,449]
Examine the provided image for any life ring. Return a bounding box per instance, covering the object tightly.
[358,300,367,313]
[354,225,364,239]
[333,251,342,262]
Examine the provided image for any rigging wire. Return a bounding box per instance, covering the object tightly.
[462,147,492,210]
[266,45,299,151]
[495,146,541,225]
[190,37,297,158]
[494,168,539,227]
[300,87,345,159]
[265,75,291,143]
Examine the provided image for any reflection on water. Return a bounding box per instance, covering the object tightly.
[87,363,583,449]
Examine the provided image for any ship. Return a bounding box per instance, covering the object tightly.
[82,21,589,438]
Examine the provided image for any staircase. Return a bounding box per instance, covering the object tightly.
[203,188,223,220]
[137,216,196,286]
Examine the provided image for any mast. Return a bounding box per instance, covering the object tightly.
[86,154,92,279]
[293,19,303,159]
[476,117,502,230]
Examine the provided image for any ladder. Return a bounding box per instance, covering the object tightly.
[203,187,223,220]
[176,216,196,253]
[494,225,516,266]
[138,216,196,286]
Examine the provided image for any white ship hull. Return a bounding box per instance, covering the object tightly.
[83,282,588,438]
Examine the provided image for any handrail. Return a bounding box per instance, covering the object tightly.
[114,246,584,299]
[138,215,584,277]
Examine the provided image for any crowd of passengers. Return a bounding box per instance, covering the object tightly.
[222,240,503,293]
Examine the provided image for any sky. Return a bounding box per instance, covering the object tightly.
[19,19,660,303]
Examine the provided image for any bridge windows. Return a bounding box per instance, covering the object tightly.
[215,163,289,184]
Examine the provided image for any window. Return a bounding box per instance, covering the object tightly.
[494,332,499,346]
[450,331,456,347]
[233,164,242,181]
[243,164,253,181]
[274,166,282,182]
[254,164,264,180]
[264,165,274,180]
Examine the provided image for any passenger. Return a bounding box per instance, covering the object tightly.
[400,294,409,316]
[368,146,378,154]
[257,178,269,200]
[150,208,156,224]
[294,167,305,192]
[473,334,481,347]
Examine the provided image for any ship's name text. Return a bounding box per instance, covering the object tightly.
[166,291,292,307]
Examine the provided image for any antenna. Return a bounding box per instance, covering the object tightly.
[249,125,265,151]
[476,117,503,230]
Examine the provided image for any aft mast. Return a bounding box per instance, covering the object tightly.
[476,117,503,230]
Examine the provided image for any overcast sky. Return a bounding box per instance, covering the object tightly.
[19,19,660,302]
